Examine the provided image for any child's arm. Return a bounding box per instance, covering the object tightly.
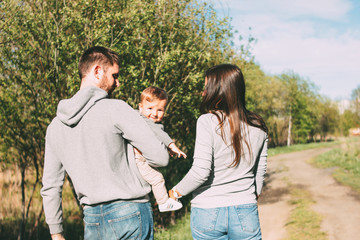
[137,111,187,158]
[138,111,173,146]
[135,141,186,159]
[168,142,187,158]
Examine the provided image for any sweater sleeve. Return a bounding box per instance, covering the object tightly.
[175,115,213,196]
[40,126,66,234]
[255,134,268,195]
[113,101,169,167]
[138,112,173,147]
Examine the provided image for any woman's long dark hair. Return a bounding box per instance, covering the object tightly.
[201,64,268,166]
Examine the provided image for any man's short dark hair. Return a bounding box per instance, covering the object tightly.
[78,46,120,79]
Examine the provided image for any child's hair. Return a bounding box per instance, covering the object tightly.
[140,86,168,103]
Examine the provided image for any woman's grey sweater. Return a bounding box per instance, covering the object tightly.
[175,113,268,208]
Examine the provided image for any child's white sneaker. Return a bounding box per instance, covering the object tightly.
[158,198,183,212]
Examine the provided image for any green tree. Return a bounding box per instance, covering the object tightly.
[317,99,339,140]
[351,85,360,126]
[243,65,289,146]
[338,85,360,136]
[278,71,319,145]
[0,1,77,238]
[0,0,235,238]
[339,109,358,135]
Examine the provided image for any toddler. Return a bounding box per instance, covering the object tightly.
[134,86,186,212]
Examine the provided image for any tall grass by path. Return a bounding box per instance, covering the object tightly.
[268,140,340,157]
[0,168,83,240]
[310,140,360,194]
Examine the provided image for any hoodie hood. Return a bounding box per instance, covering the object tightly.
[57,86,108,126]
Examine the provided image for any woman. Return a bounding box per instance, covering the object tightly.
[170,64,268,239]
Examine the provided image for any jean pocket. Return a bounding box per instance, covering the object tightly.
[191,207,219,233]
[235,203,260,233]
[107,204,142,239]
[83,217,101,240]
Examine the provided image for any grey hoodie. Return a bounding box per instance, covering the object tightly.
[41,86,169,234]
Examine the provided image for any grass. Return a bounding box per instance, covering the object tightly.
[0,167,44,239]
[268,140,339,157]
[311,141,360,194]
[154,213,192,240]
[283,185,327,240]
[0,168,83,240]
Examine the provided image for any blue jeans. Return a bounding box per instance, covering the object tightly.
[83,201,153,240]
[191,203,262,240]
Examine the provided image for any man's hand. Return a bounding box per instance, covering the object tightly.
[51,233,65,240]
[168,143,187,158]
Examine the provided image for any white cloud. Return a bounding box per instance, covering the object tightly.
[253,33,360,99]
[237,14,316,39]
[210,0,359,99]
[212,0,352,20]
[258,0,351,20]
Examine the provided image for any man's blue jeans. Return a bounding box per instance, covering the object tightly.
[190,203,262,240]
[83,201,153,240]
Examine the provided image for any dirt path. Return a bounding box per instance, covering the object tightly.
[258,148,360,240]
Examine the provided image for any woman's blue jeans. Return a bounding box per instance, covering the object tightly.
[191,203,262,240]
[83,201,153,240]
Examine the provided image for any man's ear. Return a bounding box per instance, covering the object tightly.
[138,102,143,111]
[94,65,104,82]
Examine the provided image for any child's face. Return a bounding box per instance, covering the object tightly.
[139,99,167,123]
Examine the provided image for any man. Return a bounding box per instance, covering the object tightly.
[41,46,169,240]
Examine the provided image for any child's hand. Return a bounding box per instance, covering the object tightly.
[168,143,187,158]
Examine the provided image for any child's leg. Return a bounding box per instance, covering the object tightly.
[135,155,169,205]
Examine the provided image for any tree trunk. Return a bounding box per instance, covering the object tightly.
[27,159,41,240]
[170,211,176,225]
[29,208,43,240]
[18,166,26,240]
[287,113,292,147]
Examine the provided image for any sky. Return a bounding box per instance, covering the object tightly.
[210,0,360,100]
